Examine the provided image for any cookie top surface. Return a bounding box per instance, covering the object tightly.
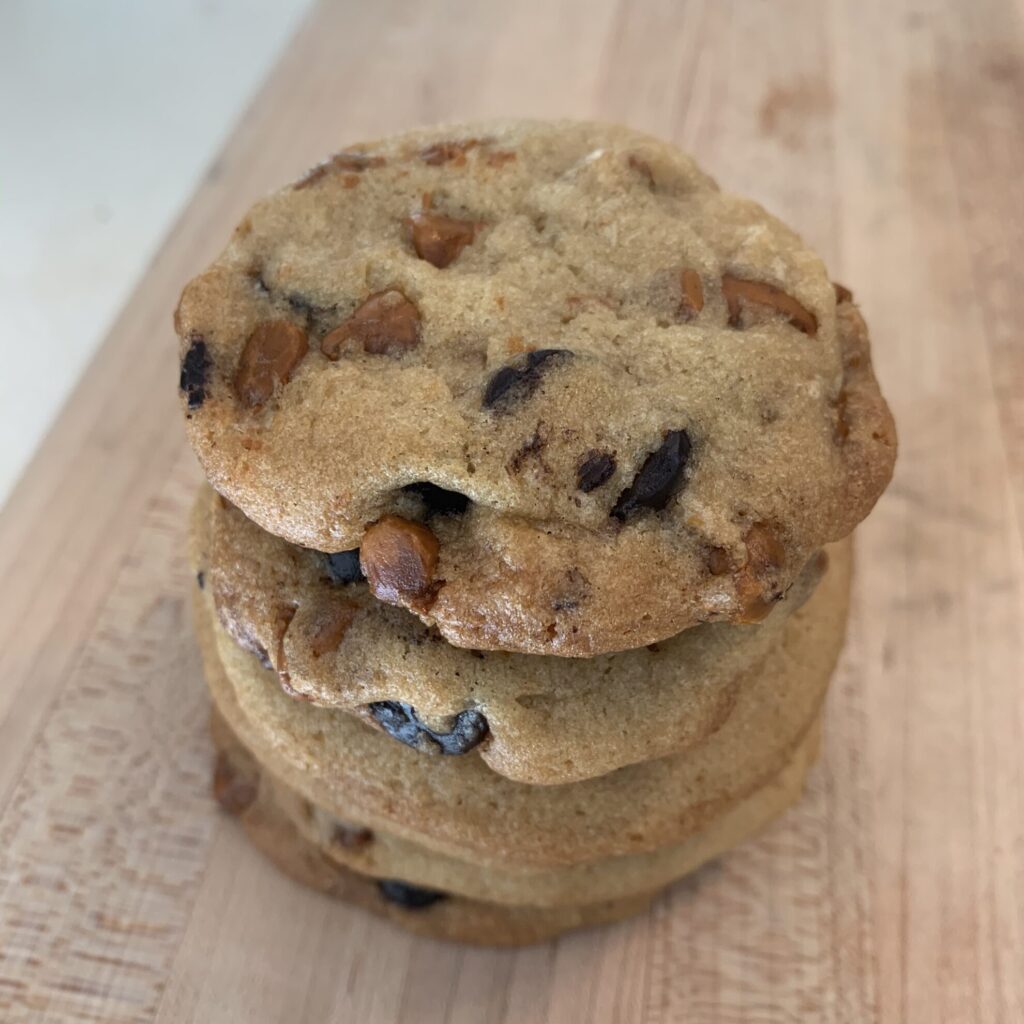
[193,535,851,869]
[196,483,828,785]
[176,119,893,654]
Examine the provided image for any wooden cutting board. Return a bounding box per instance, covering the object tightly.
[1,0,1021,1020]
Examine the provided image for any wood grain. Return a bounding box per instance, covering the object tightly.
[1,0,1022,1021]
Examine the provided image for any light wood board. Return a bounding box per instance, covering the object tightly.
[1,0,1022,1020]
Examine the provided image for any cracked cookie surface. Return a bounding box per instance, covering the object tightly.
[176,119,893,654]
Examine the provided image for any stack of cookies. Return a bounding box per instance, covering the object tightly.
[176,121,895,945]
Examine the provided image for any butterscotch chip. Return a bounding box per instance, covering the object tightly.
[295,151,385,189]
[307,603,357,657]
[213,751,257,814]
[679,269,704,320]
[409,210,477,268]
[420,139,480,165]
[722,275,818,336]
[332,822,374,849]
[706,546,732,576]
[321,291,422,359]
[734,522,786,623]
[360,515,440,605]
[234,320,308,408]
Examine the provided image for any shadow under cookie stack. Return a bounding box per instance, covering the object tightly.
[176,121,896,946]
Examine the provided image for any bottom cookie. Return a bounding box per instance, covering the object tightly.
[211,711,821,945]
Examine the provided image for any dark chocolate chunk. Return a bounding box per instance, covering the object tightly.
[180,336,212,410]
[367,701,489,755]
[196,570,205,590]
[322,549,365,585]
[611,430,691,521]
[483,349,572,410]
[576,451,616,492]
[403,481,470,517]
[377,879,448,909]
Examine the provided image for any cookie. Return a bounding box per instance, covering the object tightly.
[191,535,851,868]
[197,484,828,784]
[215,741,655,947]
[175,119,895,656]
[213,704,819,908]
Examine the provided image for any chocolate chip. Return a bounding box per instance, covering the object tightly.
[212,752,257,815]
[285,292,330,318]
[483,349,573,410]
[377,879,448,909]
[611,430,691,521]
[322,549,365,584]
[367,701,489,755]
[196,570,205,590]
[576,450,616,492]
[180,336,212,410]
[833,282,853,303]
[403,482,470,517]
[508,429,546,474]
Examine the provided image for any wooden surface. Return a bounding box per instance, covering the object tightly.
[1,0,1022,1020]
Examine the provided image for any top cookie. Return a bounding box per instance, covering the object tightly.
[176,119,895,656]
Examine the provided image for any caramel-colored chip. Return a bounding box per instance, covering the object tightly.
[706,546,733,576]
[679,269,705,321]
[332,823,374,849]
[307,602,358,657]
[321,291,422,359]
[295,151,386,189]
[234,320,309,408]
[627,154,655,186]
[722,275,818,336]
[486,150,517,167]
[734,522,787,623]
[409,211,477,268]
[419,139,480,165]
[360,515,440,606]
[213,752,257,814]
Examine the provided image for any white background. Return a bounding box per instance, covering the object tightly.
[0,0,313,508]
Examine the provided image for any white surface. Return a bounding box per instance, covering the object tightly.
[0,0,313,508]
